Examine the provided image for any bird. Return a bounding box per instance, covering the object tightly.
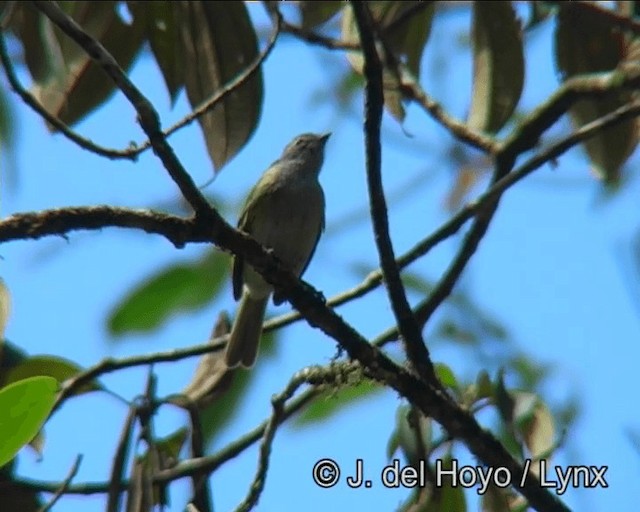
[224,132,330,368]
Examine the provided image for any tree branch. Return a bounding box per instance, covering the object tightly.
[352,2,437,383]
[0,206,207,248]
[37,455,82,512]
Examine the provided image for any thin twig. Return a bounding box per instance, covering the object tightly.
[233,368,311,512]
[107,406,137,512]
[37,455,83,512]
[52,337,227,414]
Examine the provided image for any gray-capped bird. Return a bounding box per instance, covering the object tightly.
[224,132,330,368]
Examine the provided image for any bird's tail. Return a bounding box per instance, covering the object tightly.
[225,293,268,368]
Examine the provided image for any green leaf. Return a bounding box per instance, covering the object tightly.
[129,1,183,103]
[434,362,458,391]
[138,427,188,469]
[294,378,384,426]
[461,370,493,408]
[386,405,432,466]
[555,4,638,183]
[177,1,263,171]
[3,355,102,395]
[467,1,525,133]
[0,376,58,468]
[298,1,343,29]
[108,251,229,337]
[33,1,147,127]
[494,369,514,425]
[0,341,28,385]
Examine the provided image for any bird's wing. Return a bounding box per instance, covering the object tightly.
[272,188,325,306]
[232,171,280,301]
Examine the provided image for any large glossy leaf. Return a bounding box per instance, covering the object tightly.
[0,376,58,468]
[467,1,524,133]
[176,1,263,171]
[108,251,229,336]
[342,2,435,121]
[28,2,147,127]
[555,4,638,183]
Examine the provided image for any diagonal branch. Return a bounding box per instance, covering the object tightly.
[351,2,437,383]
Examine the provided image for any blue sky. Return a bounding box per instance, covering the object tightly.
[3,4,640,511]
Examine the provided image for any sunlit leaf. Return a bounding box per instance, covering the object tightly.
[434,362,458,391]
[108,251,229,337]
[467,1,524,133]
[0,279,10,341]
[0,376,58,468]
[555,4,638,183]
[177,1,263,171]
[295,378,383,426]
[513,392,556,462]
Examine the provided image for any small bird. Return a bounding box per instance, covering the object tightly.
[224,132,330,368]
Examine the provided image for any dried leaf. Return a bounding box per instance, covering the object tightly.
[33,1,146,127]
[555,4,639,183]
[177,1,263,171]
[342,2,434,122]
[468,1,524,133]
[175,313,234,409]
[0,279,10,340]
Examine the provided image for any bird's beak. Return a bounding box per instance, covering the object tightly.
[320,132,331,145]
